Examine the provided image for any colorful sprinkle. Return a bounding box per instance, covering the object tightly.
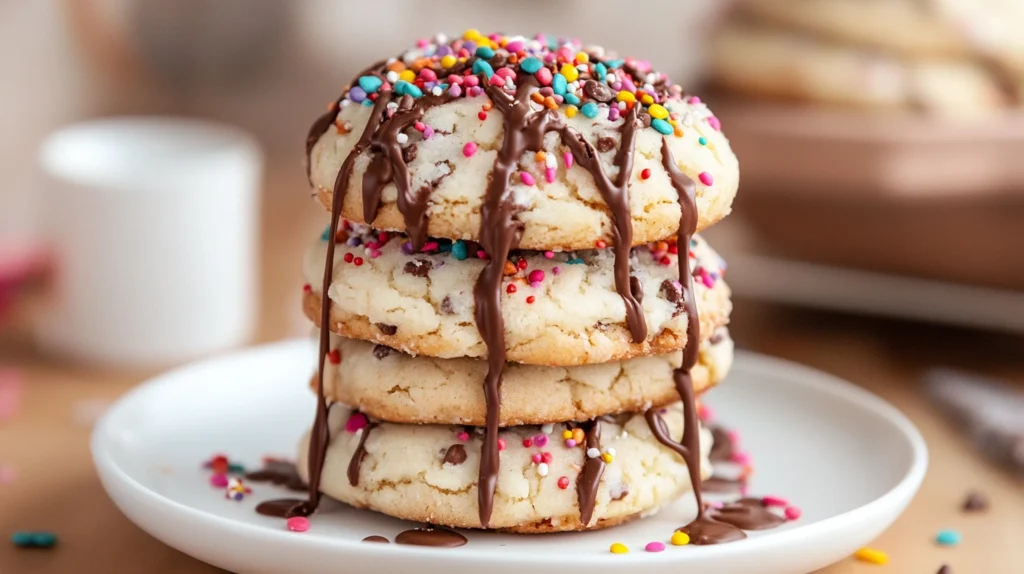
[357,75,383,94]
[536,463,549,477]
[506,284,517,294]
[936,530,961,546]
[698,172,714,186]
[587,448,600,459]
[456,431,470,442]
[520,172,535,186]
[328,349,341,364]
[651,118,673,135]
[698,136,707,146]
[580,102,599,119]
[452,240,468,260]
[287,517,310,532]
[671,531,691,546]
[855,548,888,565]
[648,104,668,119]
[784,506,802,520]
[520,57,542,73]
[12,531,57,549]
[345,412,368,433]
[475,46,495,59]
[552,74,568,95]
[762,495,788,507]
[534,434,549,448]
[463,142,477,157]
[471,59,494,78]
[209,473,229,488]
[526,296,535,304]
[528,270,545,284]
[557,476,570,489]
[609,542,629,554]
[640,168,651,180]
[645,541,665,553]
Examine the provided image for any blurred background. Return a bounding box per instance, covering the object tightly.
[0,1,1021,571]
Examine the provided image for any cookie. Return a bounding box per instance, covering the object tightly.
[295,402,713,532]
[302,228,730,365]
[710,22,1011,114]
[306,35,738,251]
[318,329,733,426]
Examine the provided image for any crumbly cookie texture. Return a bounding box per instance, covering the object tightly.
[317,330,733,426]
[296,402,712,532]
[710,23,1010,114]
[302,228,729,365]
[307,34,738,251]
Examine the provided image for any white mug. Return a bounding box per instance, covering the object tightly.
[36,117,262,367]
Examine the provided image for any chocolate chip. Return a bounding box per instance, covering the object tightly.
[443,444,467,466]
[596,137,616,153]
[402,144,418,164]
[660,279,682,303]
[962,490,988,512]
[440,296,454,315]
[403,259,432,277]
[375,323,397,336]
[372,344,392,359]
[583,80,614,102]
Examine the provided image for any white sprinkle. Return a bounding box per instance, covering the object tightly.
[606,447,616,456]
[386,57,397,64]
[541,423,555,435]
[340,99,350,108]
[396,133,409,144]
[386,71,399,83]
[387,102,399,111]
[431,86,443,96]
[537,463,549,477]
[587,448,601,459]
[435,33,448,44]
[545,154,557,169]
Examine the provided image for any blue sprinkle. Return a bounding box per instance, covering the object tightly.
[546,37,559,50]
[520,57,543,74]
[472,59,494,79]
[936,530,961,547]
[358,75,383,94]
[12,531,56,548]
[651,118,673,135]
[605,59,624,69]
[439,242,453,253]
[567,257,584,265]
[698,136,708,146]
[348,86,367,103]
[320,226,331,241]
[394,81,423,98]
[595,62,607,81]
[452,240,468,260]
[475,46,495,59]
[361,99,374,107]
[564,93,581,106]
[552,74,568,96]
[11,532,33,547]
[580,102,599,119]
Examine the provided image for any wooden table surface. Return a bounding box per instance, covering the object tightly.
[1,167,1022,573]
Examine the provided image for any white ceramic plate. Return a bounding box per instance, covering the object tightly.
[92,340,927,574]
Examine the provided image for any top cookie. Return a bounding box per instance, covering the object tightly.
[307,31,738,251]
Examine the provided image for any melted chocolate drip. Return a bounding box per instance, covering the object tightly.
[347,423,377,486]
[708,425,735,463]
[362,535,390,544]
[246,460,307,492]
[708,498,786,531]
[576,419,606,526]
[255,498,307,518]
[701,476,746,494]
[394,527,468,548]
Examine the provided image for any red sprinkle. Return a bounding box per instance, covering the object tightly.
[522,438,533,448]
[343,252,354,263]
[557,476,570,489]
[640,168,651,180]
[302,284,312,293]
[506,284,518,294]
[541,452,553,464]
[668,244,678,254]
[478,111,488,120]
[328,349,341,364]
[595,240,607,249]
[498,439,506,451]
[353,257,364,266]
[526,296,535,304]
[660,255,671,266]
[532,453,543,464]
[517,258,528,270]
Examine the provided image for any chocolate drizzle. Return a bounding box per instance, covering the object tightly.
[708,498,786,530]
[394,527,468,548]
[347,423,377,486]
[576,419,606,526]
[246,460,307,492]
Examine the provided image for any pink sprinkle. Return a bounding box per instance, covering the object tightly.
[520,172,536,186]
[563,152,574,168]
[369,249,382,259]
[534,434,549,447]
[476,250,487,259]
[740,485,750,496]
[418,69,437,82]
[423,126,435,139]
[536,67,553,86]
[645,541,666,553]
[468,86,484,97]
[762,495,789,507]
[528,270,545,283]
[697,403,714,422]
[688,96,701,104]
[345,413,368,433]
[700,269,715,288]
[545,167,555,183]
[552,266,561,275]
[457,431,470,442]
[698,172,714,186]
[210,473,228,488]
[531,453,543,464]
[448,74,463,85]
[448,84,463,97]
[707,116,722,131]
[422,241,439,252]
[564,439,577,448]
[727,429,741,446]
[530,282,541,289]
[463,142,477,157]
[506,40,525,53]
[498,438,506,451]
[413,121,426,132]
[287,517,310,532]
[784,506,802,520]
[495,67,516,80]
[416,38,429,48]
[489,74,506,87]
[464,75,480,87]
[732,451,752,465]
[707,501,724,510]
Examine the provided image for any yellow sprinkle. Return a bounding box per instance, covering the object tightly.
[562,430,573,440]
[616,91,636,103]
[565,105,578,118]
[398,69,416,83]
[440,55,456,69]
[640,94,654,105]
[854,548,888,565]
[601,453,613,464]
[609,543,628,554]
[463,28,482,40]
[575,52,589,64]
[648,104,669,119]
[560,64,579,82]
[671,531,691,546]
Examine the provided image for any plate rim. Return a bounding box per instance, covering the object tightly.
[91,339,929,567]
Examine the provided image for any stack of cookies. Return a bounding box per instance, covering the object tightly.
[287,31,748,539]
[710,0,1024,115]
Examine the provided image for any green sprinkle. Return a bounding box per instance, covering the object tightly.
[452,240,468,260]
